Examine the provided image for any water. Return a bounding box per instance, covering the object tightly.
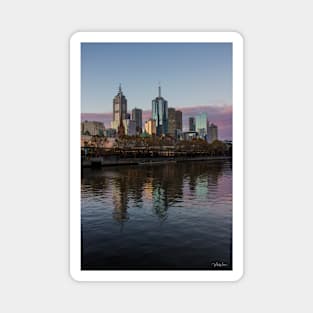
[81,160,232,270]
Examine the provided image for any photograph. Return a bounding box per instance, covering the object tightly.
[70,32,243,281]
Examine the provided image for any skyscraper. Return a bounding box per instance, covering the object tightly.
[195,112,208,140]
[132,108,143,134]
[112,84,127,137]
[152,85,168,136]
[189,117,196,131]
[168,108,176,137]
[175,110,182,131]
[144,119,156,135]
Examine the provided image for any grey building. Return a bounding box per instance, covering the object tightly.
[132,108,143,134]
[208,123,218,143]
[189,117,196,131]
[175,110,182,132]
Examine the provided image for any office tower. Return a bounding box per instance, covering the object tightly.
[152,85,168,136]
[175,110,182,131]
[195,112,208,140]
[168,108,176,137]
[208,123,218,143]
[189,117,196,131]
[144,119,156,135]
[112,84,127,137]
[132,108,143,134]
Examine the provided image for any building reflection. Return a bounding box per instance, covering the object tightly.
[81,161,226,224]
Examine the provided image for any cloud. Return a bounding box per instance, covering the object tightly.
[81,105,232,140]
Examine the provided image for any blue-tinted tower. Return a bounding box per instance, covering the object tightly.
[152,85,168,136]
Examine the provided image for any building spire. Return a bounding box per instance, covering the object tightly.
[119,83,122,93]
[158,81,161,97]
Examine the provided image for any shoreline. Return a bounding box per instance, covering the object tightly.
[82,156,232,168]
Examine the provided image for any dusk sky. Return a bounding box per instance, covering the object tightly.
[81,42,232,139]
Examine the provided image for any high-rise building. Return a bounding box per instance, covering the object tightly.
[132,108,143,134]
[195,112,208,140]
[112,84,127,137]
[152,85,168,136]
[168,108,176,137]
[175,110,182,132]
[144,119,156,135]
[208,123,218,143]
[189,117,196,131]
[123,119,137,136]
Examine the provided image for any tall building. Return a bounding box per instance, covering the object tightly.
[168,108,176,137]
[152,85,168,136]
[112,84,127,137]
[123,119,137,136]
[175,110,182,132]
[189,117,196,131]
[195,112,208,140]
[144,119,156,135]
[208,123,218,143]
[132,108,143,134]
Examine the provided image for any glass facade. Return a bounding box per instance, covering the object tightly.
[195,112,208,140]
[152,87,168,136]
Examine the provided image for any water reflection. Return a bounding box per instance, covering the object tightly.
[81,160,232,270]
[82,161,227,223]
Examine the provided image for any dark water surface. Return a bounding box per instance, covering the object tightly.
[81,160,232,270]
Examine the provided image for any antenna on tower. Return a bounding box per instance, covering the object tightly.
[119,83,122,93]
[158,81,161,97]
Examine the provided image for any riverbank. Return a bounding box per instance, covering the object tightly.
[82,156,232,168]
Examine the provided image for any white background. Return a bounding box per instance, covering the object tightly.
[0,0,312,312]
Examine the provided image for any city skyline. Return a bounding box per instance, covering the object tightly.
[81,43,233,140]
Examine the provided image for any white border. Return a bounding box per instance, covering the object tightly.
[70,32,243,282]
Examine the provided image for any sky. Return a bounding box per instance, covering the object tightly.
[81,43,232,139]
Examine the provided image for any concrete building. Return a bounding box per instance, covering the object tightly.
[112,84,127,137]
[81,121,105,136]
[168,108,176,137]
[175,110,182,132]
[189,117,196,131]
[152,85,168,136]
[208,123,218,143]
[132,108,143,134]
[144,119,156,135]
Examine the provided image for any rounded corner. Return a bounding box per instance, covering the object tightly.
[231,268,244,282]
[230,31,244,44]
[69,267,82,283]
[69,31,82,45]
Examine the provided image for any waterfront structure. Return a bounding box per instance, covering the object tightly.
[144,119,156,135]
[112,84,127,137]
[81,121,105,136]
[168,108,176,137]
[152,85,168,136]
[189,117,196,131]
[132,108,143,134]
[208,123,218,143]
[183,131,198,141]
[175,110,182,132]
[195,112,209,140]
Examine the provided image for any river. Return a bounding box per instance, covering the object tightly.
[81,159,232,270]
